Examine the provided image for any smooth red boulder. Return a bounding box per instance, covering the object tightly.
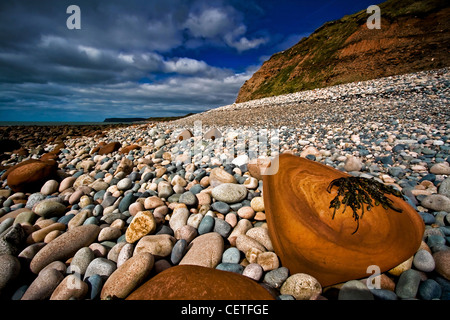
[126,265,274,300]
[5,159,58,193]
[263,154,424,287]
[97,142,121,155]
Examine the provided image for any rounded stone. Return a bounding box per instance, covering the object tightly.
[133,234,176,259]
[50,274,89,300]
[171,239,187,265]
[263,267,290,289]
[21,268,64,300]
[237,206,255,219]
[68,247,95,275]
[169,204,189,233]
[216,263,244,274]
[236,234,266,254]
[126,265,274,300]
[421,194,450,212]
[144,196,165,209]
[125,211,156,243]
[116,243,134,267]
[179,232,224,268]
[30,224,101,274]
[211,183,248,204]
[246,227,273,251]
[434,250,450,280]
[209,167,237,187]
[117,178,132,190]
[222,247,241,264]
[338,280,374,300]
[257,251,279,271]
[280,273,322,300]
[33,200,66,219]
[101,252,154,300]
[213,218,232,238]
[413,249,435,272]
[198,215,215,235]
[0,254,21,293]
[98,227,122,242]
[179,191,198,206]
[242,263,263,281]
[83,257,117,280]
[250,197,265,212]
[418,279,442,300]
[6,159,58,193]
[395,269,422,299]
[40,180,59,195]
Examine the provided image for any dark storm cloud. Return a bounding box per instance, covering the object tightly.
[0,0,273,121]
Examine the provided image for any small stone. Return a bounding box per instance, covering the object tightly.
[257,251,279,271]
[179,191,198,206]
[388,256,413,276]
[169,204,189,233]
[395,269,421,299]
[434,250,450,280]
[100,252,154,300]
[237,206,255,219]
[280,273,322,300]
[84,257,117,280]
[211,183,248,204]
[50,274,88,300]
[157,181,173,199]
[213,218,232,238]
[246,227,273,251]
[198,215,215,235]
[0,223,27,256]
[338,280,374,300]
[133,234,176,259]
[85,274,103,299]
[98,227,122,242]
[222,247,241,264]
[228,219,252,245]
[263,267,289,289]
[179,232,224,268]
[73,174,95,189]
[33,200,66,218]
[242,263,263,281]
[344,156,362,172]
[30,224,100,274]
[413,249,435,272]
[171,239,187,265]
[211,201,231,214]
[430,162,450,175]
[125,211,156,243]
[40,180,59,195]
[418,279,442,300]
[68,247,95,275]
[0,254,21,293]
[243,177,259,189]
[117,178,132,190]
[209,168,236,187]
[175,225,198,243]
[439,177,450,198]
[216,263,244,274]
[117,243,134,267]
[250,197,265,212]
[236,234,266,254]
[421,194,450,212]
[21,268,64,300]
[144,196,165,209]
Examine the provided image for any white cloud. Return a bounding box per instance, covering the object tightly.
[163,57,209,74]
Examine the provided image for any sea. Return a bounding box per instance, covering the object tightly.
[0,121,148,126]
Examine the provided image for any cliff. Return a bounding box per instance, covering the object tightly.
[235,0,450,103]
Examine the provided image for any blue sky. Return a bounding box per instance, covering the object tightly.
[0,0,378,122]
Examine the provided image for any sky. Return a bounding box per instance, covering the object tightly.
[0,0,378,122]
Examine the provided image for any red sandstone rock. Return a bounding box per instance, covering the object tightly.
[97,142,121,155]
[5,159,58,193]
[263,154,425,287]
[126,265,274,300]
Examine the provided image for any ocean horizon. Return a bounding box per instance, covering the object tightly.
[0,121,149,126]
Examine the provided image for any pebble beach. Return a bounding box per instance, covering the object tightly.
[0,67,449,301]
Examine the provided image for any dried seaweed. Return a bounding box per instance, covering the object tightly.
[327,176,403,234]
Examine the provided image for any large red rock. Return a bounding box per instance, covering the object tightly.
[126,265,274,300]
[97,142,121,155]
[263,154,425,287]
[5,159,58,193]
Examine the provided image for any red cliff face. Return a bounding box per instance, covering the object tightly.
[236,0,450,103]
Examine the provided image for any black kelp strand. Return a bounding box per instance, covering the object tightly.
[327,176,403,234]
